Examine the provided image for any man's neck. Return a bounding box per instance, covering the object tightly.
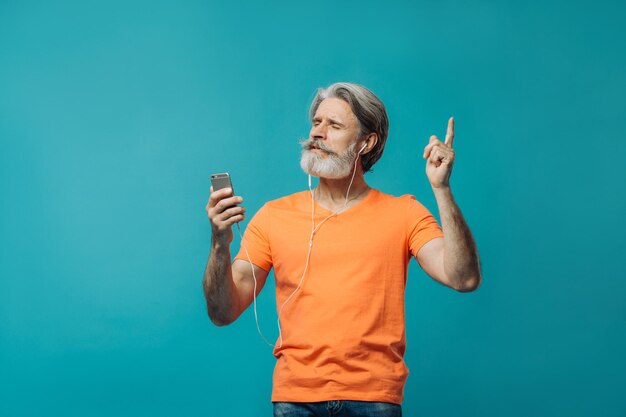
[314,173,370,212]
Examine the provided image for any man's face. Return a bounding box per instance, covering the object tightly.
[300,98,361,179]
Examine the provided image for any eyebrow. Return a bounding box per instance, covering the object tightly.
[313,116,346,127]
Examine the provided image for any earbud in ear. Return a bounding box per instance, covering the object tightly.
[359,143,367,154]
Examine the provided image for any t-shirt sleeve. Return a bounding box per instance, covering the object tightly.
[406,195,444,257]
[234,204,273,272]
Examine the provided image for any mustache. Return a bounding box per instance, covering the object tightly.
[298,138,337,155]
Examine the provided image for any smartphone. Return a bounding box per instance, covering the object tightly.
[210,172,234,193]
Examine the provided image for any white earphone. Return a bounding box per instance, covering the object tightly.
[244,139,370,348]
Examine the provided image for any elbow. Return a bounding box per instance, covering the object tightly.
[206,308,238,327]
[203,286,242,327]
[454,273,482,293]
[453,260,482,293]
[209,315,233,327]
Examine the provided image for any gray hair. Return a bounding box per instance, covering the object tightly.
[309,82,389,173]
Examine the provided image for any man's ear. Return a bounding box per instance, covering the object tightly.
[362,133,378,155]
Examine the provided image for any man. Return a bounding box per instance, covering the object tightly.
[204,82,481,417]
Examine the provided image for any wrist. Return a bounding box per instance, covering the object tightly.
[432,185,452,196]
[432,185,455,210]
[211,235,232,252]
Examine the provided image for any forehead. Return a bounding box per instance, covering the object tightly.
[314,98,357,124]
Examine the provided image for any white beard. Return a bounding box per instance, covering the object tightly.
[300,141,358,179]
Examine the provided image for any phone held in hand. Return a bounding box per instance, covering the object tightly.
[211,172,239,209]
[210,172,234,193]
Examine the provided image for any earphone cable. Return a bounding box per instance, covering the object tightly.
[275,149,363,347]
[236,222,274,348]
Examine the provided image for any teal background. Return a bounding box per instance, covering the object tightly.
[1,0,624,416]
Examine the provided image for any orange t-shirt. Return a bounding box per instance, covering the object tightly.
[235,188,443,404]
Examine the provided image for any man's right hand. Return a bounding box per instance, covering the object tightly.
[203,187,268,326]
[206,186,246,245]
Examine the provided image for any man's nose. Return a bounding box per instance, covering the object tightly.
[311,123,326,140]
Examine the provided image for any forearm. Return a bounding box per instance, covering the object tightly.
[203,240,242,326]
[433,186,481,291]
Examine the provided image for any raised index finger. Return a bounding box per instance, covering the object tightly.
[445,117,455,147]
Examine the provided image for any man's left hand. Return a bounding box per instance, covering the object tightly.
[423,117,455,189]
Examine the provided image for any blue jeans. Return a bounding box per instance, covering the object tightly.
[273,400,402,417]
